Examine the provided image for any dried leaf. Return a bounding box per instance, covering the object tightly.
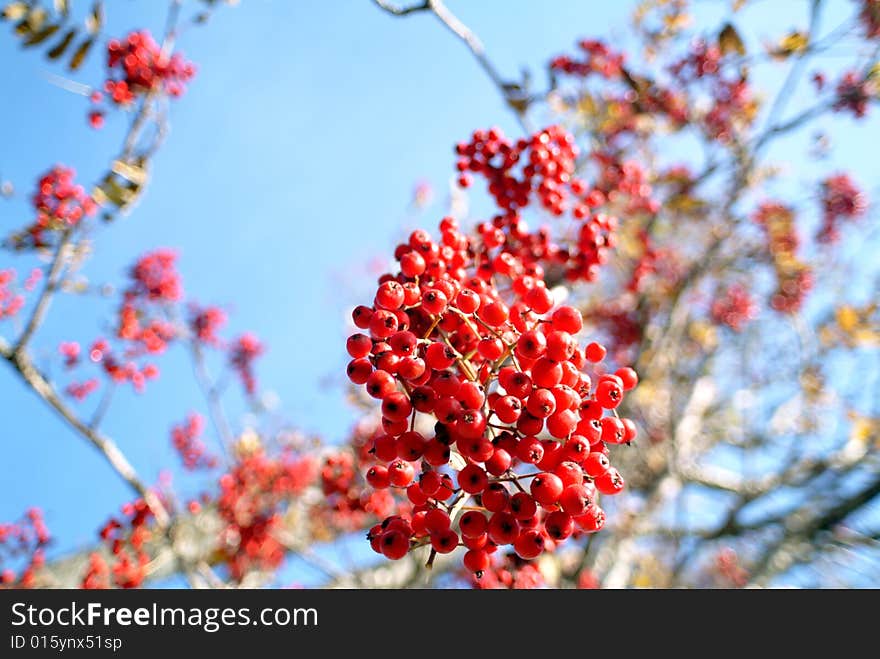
[769,31,809,59]
[1,2,28,21]
[68,36,93,70]
[23,22,60,46]
[718,22,746,57]
[85,0,102,34]
[25,6,47,31]
[111,160,147,186]
[47,27,76,59]
[54,0,69,17]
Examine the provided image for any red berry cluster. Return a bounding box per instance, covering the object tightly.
[549,39,626,79]
[65,378,99,401]
[347,216,639,577]
[817,173,867,244]
[189,304,227,346]
[11,166,98,249]
[102,30,195,106]
[171,413,217,471]
[82,338,160,395]
[0,269,25,320]
[0,508,50,588]
[230,333,264,395]
[710,283,757,332]
[670,40,754,143]
[469,553,547,589]
[592,152,660,216]
[752,202,814,313]
[455,125,580,215]
[833,71,874,118]
[216,448,316,581]
[454,125,631,282]
[80,499,155,589]
[117,249,181,355]
[549,38,689,138]
[588,301,643,366]
[318,448,405,533]
[59,341,80,368]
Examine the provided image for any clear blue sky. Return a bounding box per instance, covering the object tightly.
[1,0,876,583]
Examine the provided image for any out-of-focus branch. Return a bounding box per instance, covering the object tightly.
[372,0,430,16]
[1,348,170,529]
[12,228,73,356]
[190,341,234,457]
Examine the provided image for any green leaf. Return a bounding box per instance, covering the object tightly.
[68,36,92,70]
[47,27,76,59]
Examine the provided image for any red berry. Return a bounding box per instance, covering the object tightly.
[585,342,607,363]
[530,473,564,506]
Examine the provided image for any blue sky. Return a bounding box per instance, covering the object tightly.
[1,0,876,584]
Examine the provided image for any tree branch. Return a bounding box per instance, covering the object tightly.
[12,228,73,357]
[2,349,170,529]
[372,0,533,131]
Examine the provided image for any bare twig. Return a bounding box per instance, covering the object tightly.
[372,0,533,131]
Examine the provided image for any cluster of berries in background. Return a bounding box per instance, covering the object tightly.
[752,201,814,314]
[9,166,98,249]
[711,284,757,332]
[453,124,656,283]
[668,39,755,143]
[53,247,263,402]
[833,70,875,119]
[817,173,867,243]
[81,499,155,589]
[171,413,217,471]
[550,39,625,80]
[347,209,639,578]
[215,446,315,581]
[88,30,195,129]
[0,508,50,588]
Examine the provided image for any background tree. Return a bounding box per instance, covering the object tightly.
[1,0,878,589]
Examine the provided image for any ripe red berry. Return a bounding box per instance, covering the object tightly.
[388,458,415,487]
[366,465,390,489]
[513,529,545,559]
[459,511,488,538]
[530,473,564,506]
[585,342,607,362]
[487,511,519,545]
[594,467,625,495]
[380,530,410,560]
[346,333,372,358]
[431,529,459,554]
[463,549,490,575]
[615,366,638,391]
[458,463,489,494]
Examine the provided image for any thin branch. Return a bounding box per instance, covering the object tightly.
[2,350,170,529]
[13,228,73,356]
[372,0,430,16]
[190,341,234,457]
[372,0,533,132]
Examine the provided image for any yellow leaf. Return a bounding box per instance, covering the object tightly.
[836,305,859,333]
[770,31,809,59]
